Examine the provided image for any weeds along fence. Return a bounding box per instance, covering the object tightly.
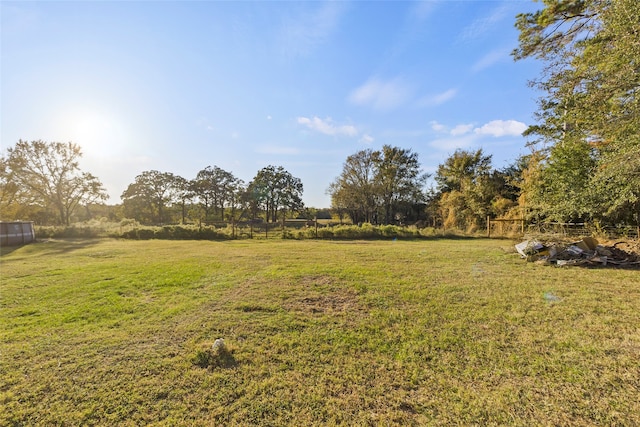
[486,218,640,240]
[486,217,525,238]
[35,221,444,241]
[525,222,640,240]
[34,218,640,241]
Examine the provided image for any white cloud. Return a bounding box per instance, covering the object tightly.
[474,120,527,137]
[459,4,509,41]
[419,88,457,107]
[297,116,357,137]
[430,120,473,136]
[451,123,474,136]
[359,134,374,144]
[427,119,527,153]
[471,48,510,73]
[267,115,272,120]
[348,77,411,111]
[430,121,447,133]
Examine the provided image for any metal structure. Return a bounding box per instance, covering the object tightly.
[0,221,36,246]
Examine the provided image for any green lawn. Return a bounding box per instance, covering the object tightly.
[1,238,639,426]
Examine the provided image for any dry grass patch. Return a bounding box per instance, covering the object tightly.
[283,275,364,315]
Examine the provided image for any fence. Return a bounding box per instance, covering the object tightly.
[526,222,640,239]
[202,218,321,239]
[486,217,639,239]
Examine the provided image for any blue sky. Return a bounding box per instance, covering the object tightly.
[1,0,542,208]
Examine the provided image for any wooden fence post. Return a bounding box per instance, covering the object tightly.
[487,216,491,238]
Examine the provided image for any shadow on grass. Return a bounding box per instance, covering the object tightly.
[0,238,102,258]
[193,346,238,370]
[0,245,22,256]
[572,263,640,271]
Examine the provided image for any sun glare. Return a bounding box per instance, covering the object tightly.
[56,108,127,158]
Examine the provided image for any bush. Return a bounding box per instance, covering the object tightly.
[36,221,434,241]
[35,225,102,239]
[281,230,295,239]
[136,228,156,240]
[317,228,335,239]
[117,225,229,240]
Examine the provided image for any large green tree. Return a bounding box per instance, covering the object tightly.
[191,166,243,222]
[327,149,379,224]
[376,145,428,224]
[435,149,495,229]
[121,170,183,224]
[514,0,640,224]
[328,146,427,224]
[1,140,107,225]
[435,149,492,193]
[248,166,304,223]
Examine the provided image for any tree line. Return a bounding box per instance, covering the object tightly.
[0,138,505,228]
[0,141,307,226]
[2,1,637,229]
[120,165,303,225]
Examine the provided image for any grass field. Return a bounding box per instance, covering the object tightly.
[1,238,639,426]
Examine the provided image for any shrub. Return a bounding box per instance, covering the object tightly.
[137,228,156,240]
[316,228,335,239]
[281,229,296,239]
[35,225,102,239]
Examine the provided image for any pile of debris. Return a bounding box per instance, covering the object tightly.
[515,237,640,267]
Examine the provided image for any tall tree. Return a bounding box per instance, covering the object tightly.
[191,166,242,221]
[121,170,182,224]
[435,149,492,192]
[514,0,640,224]
[173,175,192,224]
[328,146,428,224]
[328,149,379,224]
[1,140,107,225]
[435,149,496,229]
[584,0,640,224]
[248,166,304,223]
[224,177,246,223]
[0,156,26,221]
[375,145,428,224]
[190,167,217,221]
